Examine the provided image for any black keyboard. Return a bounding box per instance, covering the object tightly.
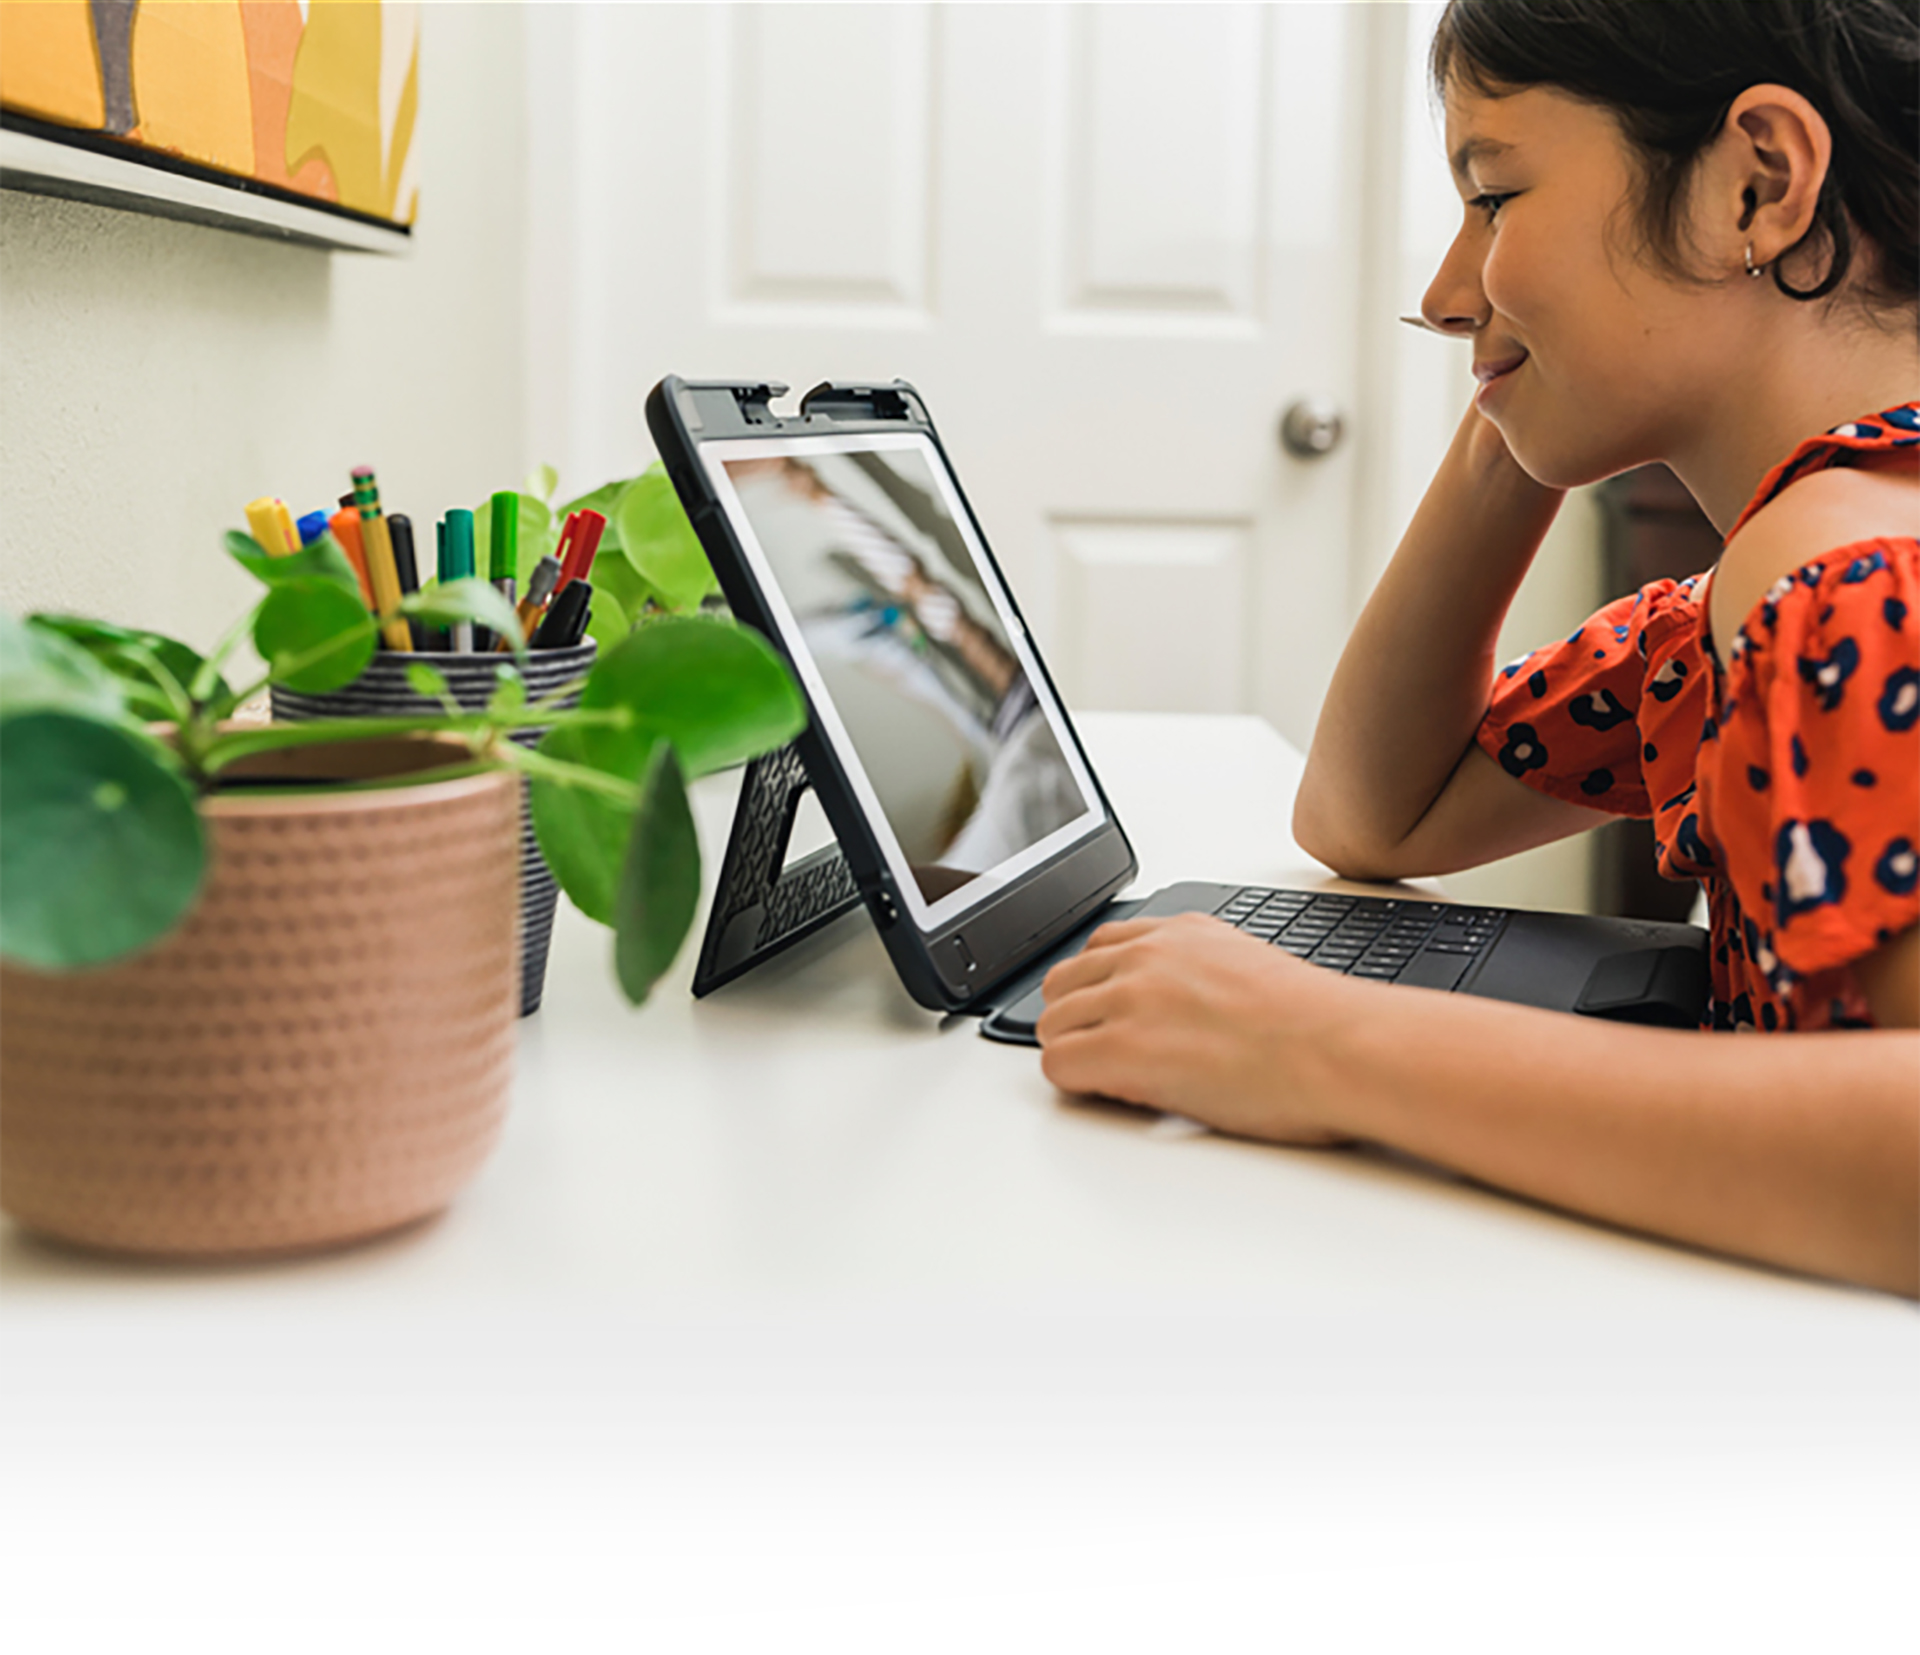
[1214,887,1509,991]
[977,885,1517,1044]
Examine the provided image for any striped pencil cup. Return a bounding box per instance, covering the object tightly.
[272,640,597,1015]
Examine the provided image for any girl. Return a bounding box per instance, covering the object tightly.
[1036,0,1920,1297]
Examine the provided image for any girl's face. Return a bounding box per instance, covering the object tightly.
[1424,82,1746,488]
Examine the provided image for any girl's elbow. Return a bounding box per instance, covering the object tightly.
[1291,793,1404,883]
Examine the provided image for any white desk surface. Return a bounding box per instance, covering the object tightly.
[4,713,1914,1649]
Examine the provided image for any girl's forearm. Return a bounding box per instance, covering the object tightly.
[1311,990,1920,1297]
[1295,410,1563,867]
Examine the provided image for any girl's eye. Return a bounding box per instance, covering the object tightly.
[1470,191,1516,221]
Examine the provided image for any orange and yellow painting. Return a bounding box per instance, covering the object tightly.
[0,1,419,225]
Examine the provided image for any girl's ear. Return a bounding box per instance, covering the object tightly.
[1719,84,1833,279]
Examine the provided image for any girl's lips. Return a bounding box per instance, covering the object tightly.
[1472,350,1528,385]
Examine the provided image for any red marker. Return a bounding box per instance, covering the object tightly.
[556,509,606,591]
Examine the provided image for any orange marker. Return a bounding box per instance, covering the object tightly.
[329,507,376,609]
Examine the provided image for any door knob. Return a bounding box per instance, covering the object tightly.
[1279,398,1345,459]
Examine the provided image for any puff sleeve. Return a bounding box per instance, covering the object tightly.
[1476,580,1703,818]
[1701,542,1920,988]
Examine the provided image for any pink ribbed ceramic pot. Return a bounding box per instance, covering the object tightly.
[0,737,521,1258]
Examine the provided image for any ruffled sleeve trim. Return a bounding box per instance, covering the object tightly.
[1476,579,1704,819]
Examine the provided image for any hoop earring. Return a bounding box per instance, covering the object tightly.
[1744,242,1765,279]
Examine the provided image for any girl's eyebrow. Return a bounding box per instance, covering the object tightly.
[1449,135,1513,180]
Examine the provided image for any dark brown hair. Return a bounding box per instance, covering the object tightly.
[1430,0,1919,306]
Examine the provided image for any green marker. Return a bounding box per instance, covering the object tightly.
[485,491,518,651]
[444,508,476,652]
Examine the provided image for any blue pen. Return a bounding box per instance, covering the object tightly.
[296,510,329,547]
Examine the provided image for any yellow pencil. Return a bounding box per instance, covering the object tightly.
[350,467,415,652]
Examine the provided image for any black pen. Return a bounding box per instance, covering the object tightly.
[388,513,426,650]
[533,579,592,649]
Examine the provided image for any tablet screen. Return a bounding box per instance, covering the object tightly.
[700,432,1105,930]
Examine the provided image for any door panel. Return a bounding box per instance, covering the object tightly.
[1052,518,1252,714]
[719,6,936,317]
[1053,5,1266,320]
[532,3,1398,753]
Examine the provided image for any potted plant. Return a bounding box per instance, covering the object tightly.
[0,524,804,1256]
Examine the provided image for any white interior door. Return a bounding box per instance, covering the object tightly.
[529,2,1403,753]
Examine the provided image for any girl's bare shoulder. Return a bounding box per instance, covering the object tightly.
[1708,454,1918,666]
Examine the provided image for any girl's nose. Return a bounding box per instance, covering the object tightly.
[1421,233,1490,336]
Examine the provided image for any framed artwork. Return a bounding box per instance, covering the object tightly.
[0,1,419,252]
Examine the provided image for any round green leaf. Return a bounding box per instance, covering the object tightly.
[28,613,228,717]
[253,580,377,693]
[0,711,206,970]
[581,617,806,779]
[530,721,654,927]
[589,548,655,631]
[0,611,128,722]
[225,529,363,598]
[613,744,699,1005]
[555,478,633,552]
[614,465,718,613]
[582,586,630,656]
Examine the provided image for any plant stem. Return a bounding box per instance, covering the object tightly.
[112,641,195,725]
[528,675,593,718]
[491,739,644,807]
[194,702,636,781]
[191,602,265,706]
[197,714,491,775]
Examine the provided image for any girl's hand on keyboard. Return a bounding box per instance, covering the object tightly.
[1034,912,1366,1144]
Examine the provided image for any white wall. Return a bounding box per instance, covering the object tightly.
[0,6,530,657]
[0,0,1602,914]
[1356,3,1603,912]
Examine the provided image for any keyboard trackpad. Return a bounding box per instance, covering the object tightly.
[981,980,1050,1044]
[1394,951,1470,992]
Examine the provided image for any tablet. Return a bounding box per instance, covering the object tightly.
[647,378,1137,1012]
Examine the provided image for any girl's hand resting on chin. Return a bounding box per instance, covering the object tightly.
[1034,913,1362,1146]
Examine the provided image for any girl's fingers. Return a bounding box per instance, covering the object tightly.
[1040,955,1109,1009]
[1080,916,1169,952]
[1043,911,1231,1008]
[1037,1022,1134,1101]
[1041,936,1132,1002]
[1034,974,1121,1042]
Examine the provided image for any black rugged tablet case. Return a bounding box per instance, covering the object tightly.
[645,376,1138,1014]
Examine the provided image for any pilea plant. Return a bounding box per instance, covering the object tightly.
[473,462,725,650]
[0,525,804,1004]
